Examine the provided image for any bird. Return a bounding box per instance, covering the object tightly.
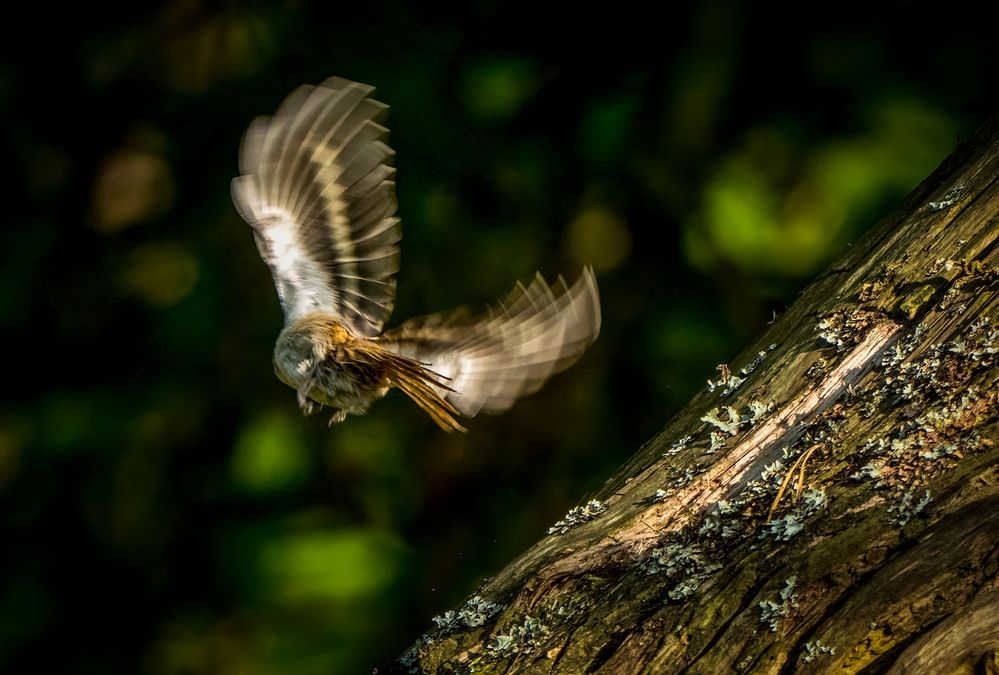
[231,77,601,432]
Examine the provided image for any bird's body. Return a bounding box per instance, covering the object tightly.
[233,77,600,431]
[272,314,385,415]
[273,312,463,430]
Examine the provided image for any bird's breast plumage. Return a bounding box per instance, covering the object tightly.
[273,315,390,413]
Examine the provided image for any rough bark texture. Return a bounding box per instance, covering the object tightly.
[387,116,999,674]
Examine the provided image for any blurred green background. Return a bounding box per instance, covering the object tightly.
[2,0,994,672]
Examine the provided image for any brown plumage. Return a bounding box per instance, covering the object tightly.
[233,77,600,431]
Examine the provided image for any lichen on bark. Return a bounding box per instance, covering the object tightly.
[384,116,999,674]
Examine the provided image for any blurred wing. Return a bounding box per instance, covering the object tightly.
[378,267,601,417]
[231,77,401,336]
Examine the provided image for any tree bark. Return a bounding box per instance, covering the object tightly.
[386,117,999,674]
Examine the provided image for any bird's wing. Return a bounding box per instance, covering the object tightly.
[232,77,400,336]
[377,267,601,417]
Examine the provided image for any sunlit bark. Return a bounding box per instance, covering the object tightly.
[386,117,999,674]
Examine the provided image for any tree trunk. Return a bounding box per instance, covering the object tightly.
[386,117,999,674]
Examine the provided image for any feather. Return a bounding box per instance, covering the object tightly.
[377,267,601,417]
[232,79,401,337]
[350,341,466,433]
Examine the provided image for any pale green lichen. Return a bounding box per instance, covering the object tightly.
[707,364,745,396]
[759,460,785,486]
[764,488,826,541]
[430,595,505,633]
[702,406,742,434]
[739,350,769,377]
[643,542,722,601]
[745,399,775,423]
[701,401,774,438]
[802,487,828,510]
[889,488,932,526]
[715,499,736,514]
[802,639,836,662]
[918,443,959,460]
[926,183,963,211]
[398,635,433,672]
[485,615,548,658]
[759,576,799,632]
[401,595,505,670]
[709,431,728,453]
[547,499,607,535]
[850,461,885,482]
[848,318,996,529]
[816,309,876,352]
[664,435,692,457]
[698,500,742,539]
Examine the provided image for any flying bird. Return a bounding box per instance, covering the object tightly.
[232,77,601,432]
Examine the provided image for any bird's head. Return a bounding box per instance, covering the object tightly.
[273,324,320,390]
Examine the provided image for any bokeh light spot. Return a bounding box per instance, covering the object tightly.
[121,242,199,307]
[92,146,175,233]
[231,411,309,494]
[158,8,272,93]
[689,98,954,278]
[568,206,632,272]
[257,529,402,605]
[461,57,540,124]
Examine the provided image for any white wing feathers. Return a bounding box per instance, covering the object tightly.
[232,77,401,337]
[234,76,602,425]
[377,267,601,417]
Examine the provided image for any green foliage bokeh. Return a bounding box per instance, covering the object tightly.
[2,1,994,672]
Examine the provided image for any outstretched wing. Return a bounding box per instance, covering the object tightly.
[377,267,601,417]
[232,77,401,336]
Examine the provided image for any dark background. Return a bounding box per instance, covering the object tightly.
[2,1,995,672]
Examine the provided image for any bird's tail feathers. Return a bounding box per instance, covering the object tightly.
[374,350,466,433]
